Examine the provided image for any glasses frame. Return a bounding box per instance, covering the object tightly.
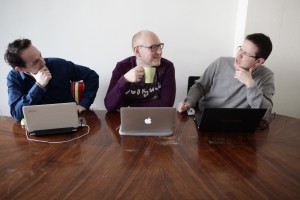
[237,46,258,59]
[137,43,164,52]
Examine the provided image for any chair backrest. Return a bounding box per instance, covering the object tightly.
[187,76,200,94]
[71,81,85,104]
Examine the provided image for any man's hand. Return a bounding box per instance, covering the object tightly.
[77,105,86,113]
[124,66,144,82]
[31,66,52,88]
[234,66,256,88]
[177,101,191,113]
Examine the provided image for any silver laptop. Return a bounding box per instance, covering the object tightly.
[119,107,176,136]
[22,102,79,136]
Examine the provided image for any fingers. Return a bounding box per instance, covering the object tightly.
[135,66,145,79]
[31,66,52,87]
[235,66,249,79]
[177,102,184,113]
[42,67,52,76]
[249,67,254,74]
[136,70,144,78]
[234,67,255,87]
[40,66,48,71]
[235,66,246,72]
[124,66,145,82]
[183,102,191,110]
[31,66,51,76]
[177,102,191,113]
[41,68,52,78]
[234,70,239,78]
[77,105,86,113]
[135,66,144,72]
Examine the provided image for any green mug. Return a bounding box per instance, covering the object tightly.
[143,67,156,83]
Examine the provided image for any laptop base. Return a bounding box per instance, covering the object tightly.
[119,129,173,137]
[28,127,78,136]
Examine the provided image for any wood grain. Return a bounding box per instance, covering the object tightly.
[0,112,299,200]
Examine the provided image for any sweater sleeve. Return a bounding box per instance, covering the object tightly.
[7,72,46,122]
[68,61,99,109]
[104,63,131,112]
[184,58,217,107]
[247,69,275,121]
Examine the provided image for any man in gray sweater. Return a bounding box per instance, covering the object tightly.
[177,33,274,121]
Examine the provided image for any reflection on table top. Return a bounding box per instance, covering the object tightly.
[0,110,300,199]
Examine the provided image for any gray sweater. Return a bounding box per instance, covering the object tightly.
[185,57,275,121]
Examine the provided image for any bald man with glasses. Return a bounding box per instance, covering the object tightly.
[178,33,274,122]
[104,30,176,112]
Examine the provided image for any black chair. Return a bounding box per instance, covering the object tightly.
[187,76,200,94]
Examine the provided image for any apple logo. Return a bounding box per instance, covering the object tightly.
[144,117,152,124]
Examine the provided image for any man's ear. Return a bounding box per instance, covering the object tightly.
[15,66,24,72]
[133,46,141,57]
[255,58,265,68]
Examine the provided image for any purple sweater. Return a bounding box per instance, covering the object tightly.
[104,56,176,112]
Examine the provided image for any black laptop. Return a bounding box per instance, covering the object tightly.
[194,108,267,132]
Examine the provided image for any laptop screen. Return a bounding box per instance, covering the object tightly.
[195,108,267,132]
[22,102,79,136]
[119,107,176,136]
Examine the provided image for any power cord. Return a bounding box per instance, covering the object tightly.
[25,123,90,144]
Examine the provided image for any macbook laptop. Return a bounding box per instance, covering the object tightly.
[194,108,267,132]
[119,107,176,136]
[22,102,79,136]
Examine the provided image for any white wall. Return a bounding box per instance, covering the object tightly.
[1,0,299,119]
[245,0,300,118]
[0,0,238,116]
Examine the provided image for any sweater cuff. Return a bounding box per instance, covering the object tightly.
[35,82,46,91]
[184,98,195,108]
[31,83,46,96]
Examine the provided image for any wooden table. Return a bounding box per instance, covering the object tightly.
[0,111,300,199]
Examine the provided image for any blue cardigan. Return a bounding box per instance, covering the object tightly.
[7,58,99,121]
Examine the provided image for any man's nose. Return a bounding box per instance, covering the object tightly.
[40,58,46,66]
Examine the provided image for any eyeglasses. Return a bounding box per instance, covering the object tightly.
[237,46,257,59]
[137,43,164,52]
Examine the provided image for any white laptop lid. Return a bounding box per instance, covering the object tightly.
[119,107,176,136]
[22,102,79,136]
